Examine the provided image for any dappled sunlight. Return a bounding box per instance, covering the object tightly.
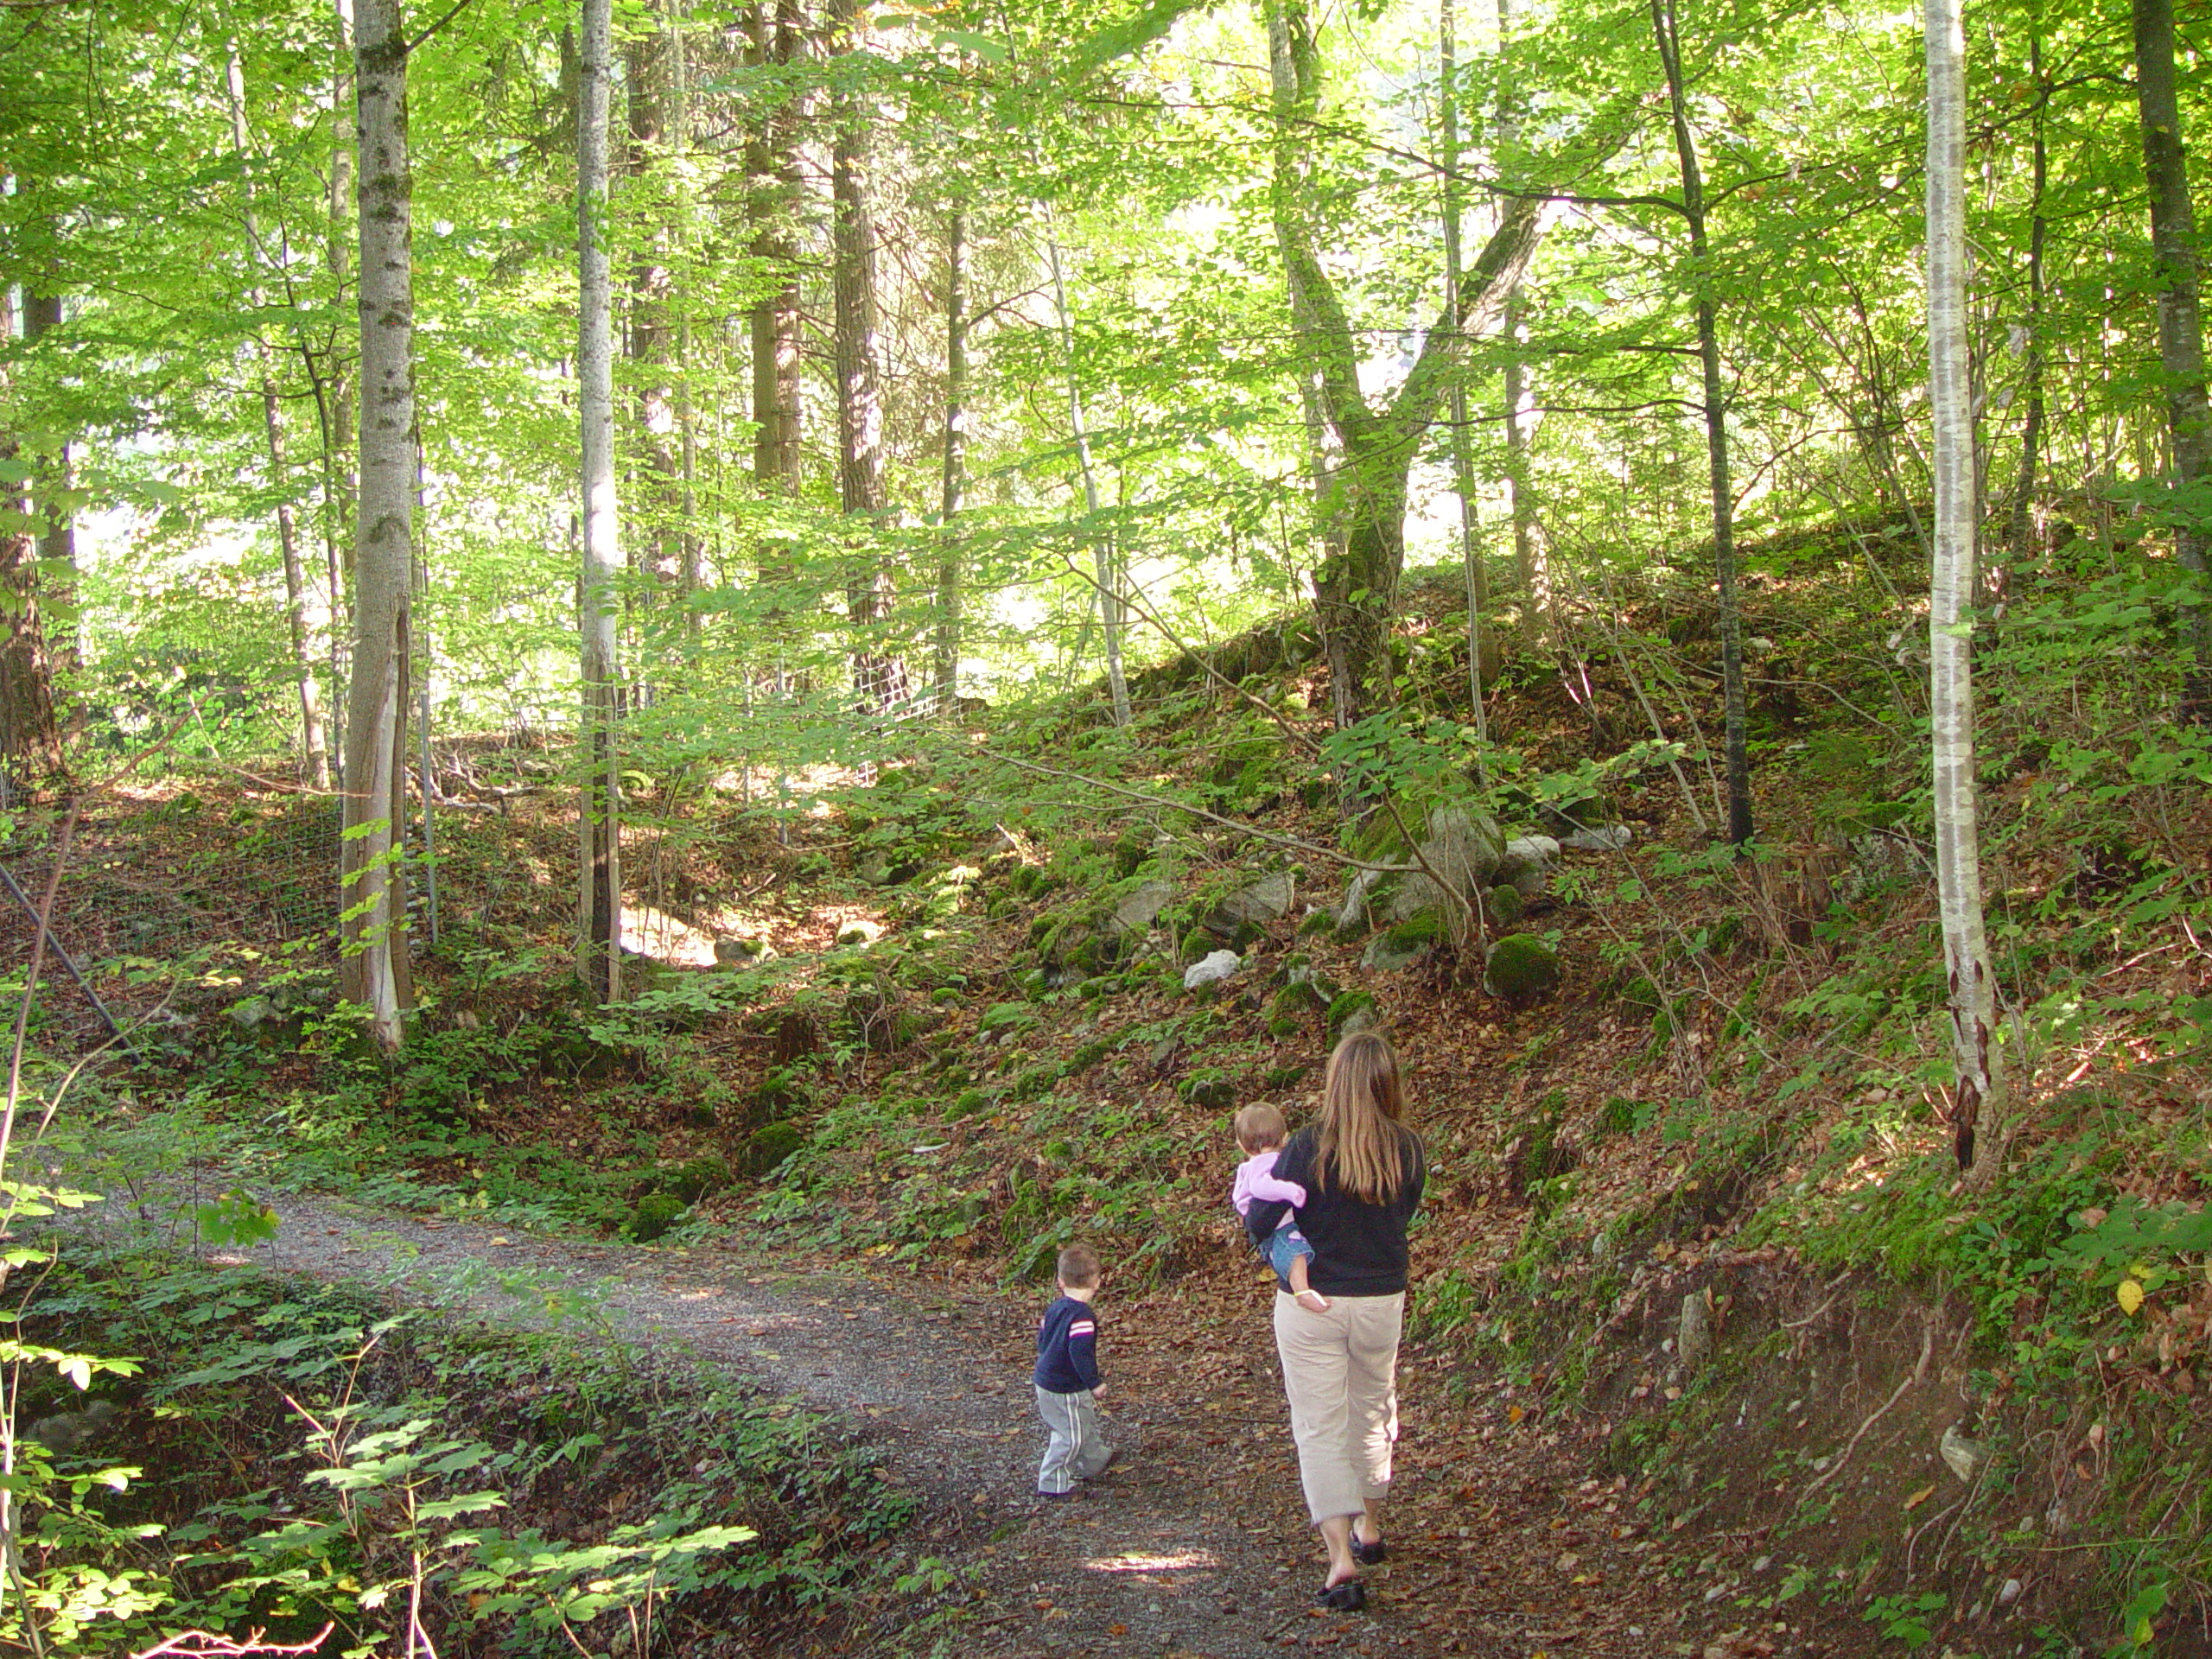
[1079,1547,1223,1575]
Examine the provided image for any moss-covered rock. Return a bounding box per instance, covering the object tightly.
[664,1154,733,1204]
[1363,910,1443,972]
[742,1120,807,1176]
[1267,981,1325,1038]
[1485,883,1524,926]
[1264,1064,1309,1090]
[947,1088,991,1120]
[1325,988,1378,1038]
[1180,1071,1237,1114]
[1297,907,1335,938]
[627,1192,689,1241]
[1484,934,1561,1000]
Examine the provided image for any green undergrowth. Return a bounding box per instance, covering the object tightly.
[12,1244,920,1656]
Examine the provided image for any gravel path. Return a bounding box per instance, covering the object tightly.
[188,1193,1454,1659]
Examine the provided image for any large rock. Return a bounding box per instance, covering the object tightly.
[1562,823,1633,853]
[1212,870,1294,931]
[1363,912,1443,972]
[1335,867,1386,931]
[1385,804,1503,925]
[1183,950,1243,991]
[1484,933,1561,1000]
[1112,880,1177,934]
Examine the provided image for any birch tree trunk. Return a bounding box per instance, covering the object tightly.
[227,47,334,791]
[323,0,357,781]
[934,202,968,721]
[2131,0,2212,708]
[1927,0,2004,1187]
[341,0,416,1050]
[579,0,624,1005]
[1651,0,1753,845]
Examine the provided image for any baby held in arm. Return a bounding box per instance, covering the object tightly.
[1230,1103,1328,1313]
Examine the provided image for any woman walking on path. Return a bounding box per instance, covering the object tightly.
[1243,1031,1426,1611]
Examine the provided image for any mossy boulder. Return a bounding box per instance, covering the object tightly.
[1363,910,1443,972]
[1484,934,1561,1000]
[627,1193,689,1242]
[1325,988,1378,1038]
[664,1154,733,1204]
[1485,884,1525,926]
[1267,981,1325,1037]
[1180,1072,1238,1114]
[947,1088,992,1120]
[742,1120,807,1176]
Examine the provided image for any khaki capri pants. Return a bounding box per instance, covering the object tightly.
[1272,1290,1404,1524]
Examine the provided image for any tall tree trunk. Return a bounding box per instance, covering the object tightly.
[1045,228,1130,727]
[669,0,702,649]
[1262,0,1541,733]
[342,0,417,1049]
[2006,35,2048,560]
[580,0,624,1004]
[1439,0,1488,747]
[1926,0,2004,1188]
[227,46,334,791]
[323,0,358,783]
[830,0,903,712]
[626,22,679,691]
[747,0,804,505]
[935,201,968,721]
[1495,0,1542,625]
[1651,0,1753,845]
[2132,0,2212,705]
[22,291,77,680]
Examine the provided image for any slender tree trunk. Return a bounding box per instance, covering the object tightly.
[1926,0,2004,1188]
[580,0,624,1005]
[747,0,804,505]
[626,24,679,690]
[1045,229,1130,727]
[342,0,417,1049]
[2132,0,2212,705]
[1439,0,1487,749]
[669,0,702,650]
[325,0,358,782]
[2006,36,2048,560]
[935,201,968,721]
[228,47,334,791]
[1495,0,1541,625]
[22,292,77,687]
[1652,0,1752,844]
[830,0,904,712]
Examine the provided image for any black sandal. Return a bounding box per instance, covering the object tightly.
[1351,1536,1387,1566]
[1315,1578,1366,1612]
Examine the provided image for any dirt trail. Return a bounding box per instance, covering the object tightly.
[180,1194,1701,1659]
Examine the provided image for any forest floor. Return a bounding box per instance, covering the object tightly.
[142,1190,1773,1659]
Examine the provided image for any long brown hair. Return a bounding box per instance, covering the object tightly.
[1313,1032,1407,1202]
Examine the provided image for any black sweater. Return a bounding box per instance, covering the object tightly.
[1243,1124,1425,1298]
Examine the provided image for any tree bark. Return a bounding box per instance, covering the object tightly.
[1262,0,1540,731]
[580,0,624,1005]
[830,0,904,712]
[1439,0,1487,748]
[2005,35,2048,560]
[1045,227,1130,727]
[342,0,417,1050]
[935,201,968,721]
[1926,0,2005,1187]
[228,46,334,791]
[747,0,804,505]
[2132,0,2212,704]
[1651,0,1752,844]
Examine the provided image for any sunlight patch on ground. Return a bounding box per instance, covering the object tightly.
[1080,1548,1221,1574]
[620,904,717,966]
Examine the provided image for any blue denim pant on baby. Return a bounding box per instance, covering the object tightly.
[1265,1223,1317,1287]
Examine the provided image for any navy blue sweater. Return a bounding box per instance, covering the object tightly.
[1033,1294,1101,1393]
[1243,1124,1425,1297]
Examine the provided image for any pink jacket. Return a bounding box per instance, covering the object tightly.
[1232,1149,1307,1227]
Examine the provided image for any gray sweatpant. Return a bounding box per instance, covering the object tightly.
[1034,1386,1112,1495]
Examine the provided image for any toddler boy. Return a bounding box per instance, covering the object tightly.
[1232,1103,1327,1312]
[1033,1243,1116,1497]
